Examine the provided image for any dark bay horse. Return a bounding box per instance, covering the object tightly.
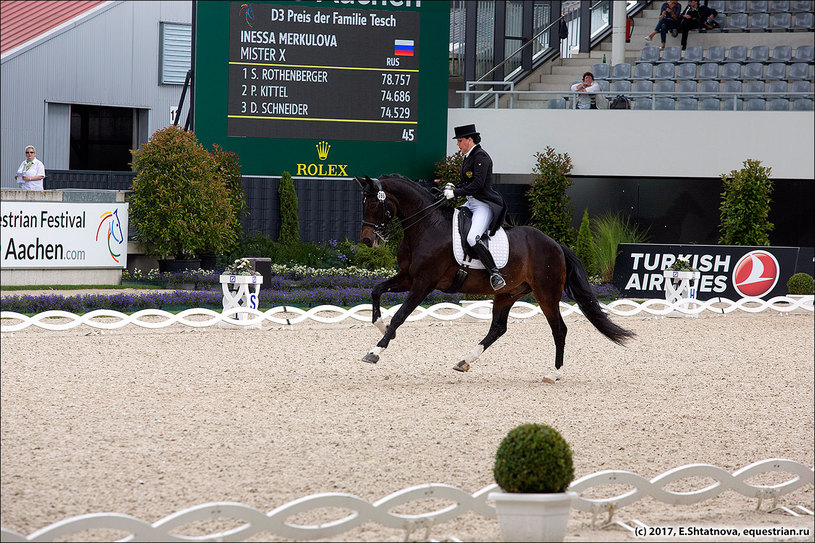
[356,175,634,382]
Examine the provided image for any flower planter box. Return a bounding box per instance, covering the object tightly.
[489,491,576,542]
[663,270,701,317]
[219,274,263,327]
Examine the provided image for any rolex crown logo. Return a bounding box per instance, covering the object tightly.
[316,140,331,161]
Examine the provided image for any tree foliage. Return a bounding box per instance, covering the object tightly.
[278,170,300,245]
[575,208,597,277]
[718,159,774,246]
[129,126,237,259]
[527,147,575,246]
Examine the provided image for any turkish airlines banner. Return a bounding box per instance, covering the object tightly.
[612,244,814,300]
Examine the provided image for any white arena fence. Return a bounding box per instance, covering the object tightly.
[0,296,812,333]
[0,459,811,542]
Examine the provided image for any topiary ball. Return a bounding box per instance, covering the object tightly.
[787,273,814,295]
[493,423,574,493]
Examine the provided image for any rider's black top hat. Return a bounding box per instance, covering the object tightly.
[452,124,479,139]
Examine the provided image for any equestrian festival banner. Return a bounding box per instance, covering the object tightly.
[612,244,814,300]
[0,202,129,268]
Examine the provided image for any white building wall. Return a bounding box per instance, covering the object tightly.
[1,1,191,187]
[448,109,815,181]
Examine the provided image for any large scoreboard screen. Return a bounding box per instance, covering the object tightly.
[195,1,449,179]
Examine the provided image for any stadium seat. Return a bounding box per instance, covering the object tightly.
[720,96,743,110]
[768,0,790,12]
[744,98,766,110]
[680,46,704,63]
[788,62,811,80]
[699,80,719,94]
[547,97,567,109]
[655,80,675,95]
[746,0,769,11]
[767,79,789,96]
[633,97,653,110]
[704,46,726,64]
[677,98,699,110]
[631,62,654,80]
[654,62,676,79]
[700,97,721,110]
[726,13,748,32]
[789,80,811,94]
[698,62,720,79]
[719,63,742,80]
[655,97,675,110]
[721,80,743,95]
[742,62,764,80]
[791,98,814,111]
[638,46,661,64]
[676,80,698,97]
[792,12,814,31]
[611,80,632,93]
[597,79,611,92]
[725,45,748,63]
[728,0,747,12]
[748,46,770,63]
[791,45,814,63]
[765,62,788,80]
[770,12,792,31]
[675,63,697,80]
[633,80,654,93]
[769,45,792,63]
[707,0,726,13]
[610,62,632,80]
[791,0,814,12]
[767,98,791,110]
[658,46,682,64]
[748,13,770,31]
[744,80,765,96]
[592,63,611,80]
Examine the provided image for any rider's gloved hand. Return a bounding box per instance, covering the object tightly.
[444,189,455,200]
[444,183,455,191]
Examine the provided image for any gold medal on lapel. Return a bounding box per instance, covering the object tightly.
[466,171,473,178]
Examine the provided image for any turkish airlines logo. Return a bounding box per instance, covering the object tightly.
[732,250,779,298]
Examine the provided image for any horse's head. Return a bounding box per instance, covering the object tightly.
[110,209,124,243]
[356,175,395,247]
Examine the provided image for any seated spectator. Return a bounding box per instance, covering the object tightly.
[699,0,720,29]
[679,0,704,50]
[570,72,601,109]
[645,1,682,50]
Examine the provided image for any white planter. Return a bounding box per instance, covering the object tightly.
[489,491,575,542]
[219,274,263,327]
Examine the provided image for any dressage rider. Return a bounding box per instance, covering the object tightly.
[444,124,508,290]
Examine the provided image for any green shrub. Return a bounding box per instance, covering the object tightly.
[787,273,814,295]
[592,212,649,283]
[574,209,597,277]
[129,126,236,259]
[718,159,774,246]
[278,171,300,245]
[353,243,397,271]
[493,423,574,493]
[527,147,575,246]
[210,144,245,253]
[433,151,464,185]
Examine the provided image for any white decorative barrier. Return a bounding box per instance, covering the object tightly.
[0,459,811,542]
[0,296,811,332]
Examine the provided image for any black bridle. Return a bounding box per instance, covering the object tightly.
[361,178,445,243]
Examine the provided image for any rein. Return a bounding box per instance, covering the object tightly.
[362,178,444,243]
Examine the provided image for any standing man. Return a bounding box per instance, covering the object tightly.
[444,124,508,290]
[15,145,46,190]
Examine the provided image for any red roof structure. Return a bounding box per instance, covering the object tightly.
[1,0,106,55]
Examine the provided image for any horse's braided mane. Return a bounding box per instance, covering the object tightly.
[378,174,453,221]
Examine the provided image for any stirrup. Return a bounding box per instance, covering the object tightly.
[490,273,506,291]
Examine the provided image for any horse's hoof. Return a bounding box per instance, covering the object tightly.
[453,360,470,372]
[543,376,557,384]
[362,353,379,364]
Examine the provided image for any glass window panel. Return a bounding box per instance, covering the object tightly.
[475,0,495,80]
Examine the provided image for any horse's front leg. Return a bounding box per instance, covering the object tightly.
[363,280,435,364]
[454,292,524,372]
[371,272,412,335]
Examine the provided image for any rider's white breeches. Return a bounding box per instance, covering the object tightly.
[463,196,493,246]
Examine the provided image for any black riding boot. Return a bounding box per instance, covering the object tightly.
[472,238,506,291]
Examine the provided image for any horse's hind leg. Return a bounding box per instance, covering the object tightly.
[453,293,523,372]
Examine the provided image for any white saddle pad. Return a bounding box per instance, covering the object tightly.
[452,208,509,270]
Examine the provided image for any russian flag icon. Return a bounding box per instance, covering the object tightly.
[394,39,414,56]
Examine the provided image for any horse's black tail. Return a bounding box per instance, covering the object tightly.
[561,244,635,345]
